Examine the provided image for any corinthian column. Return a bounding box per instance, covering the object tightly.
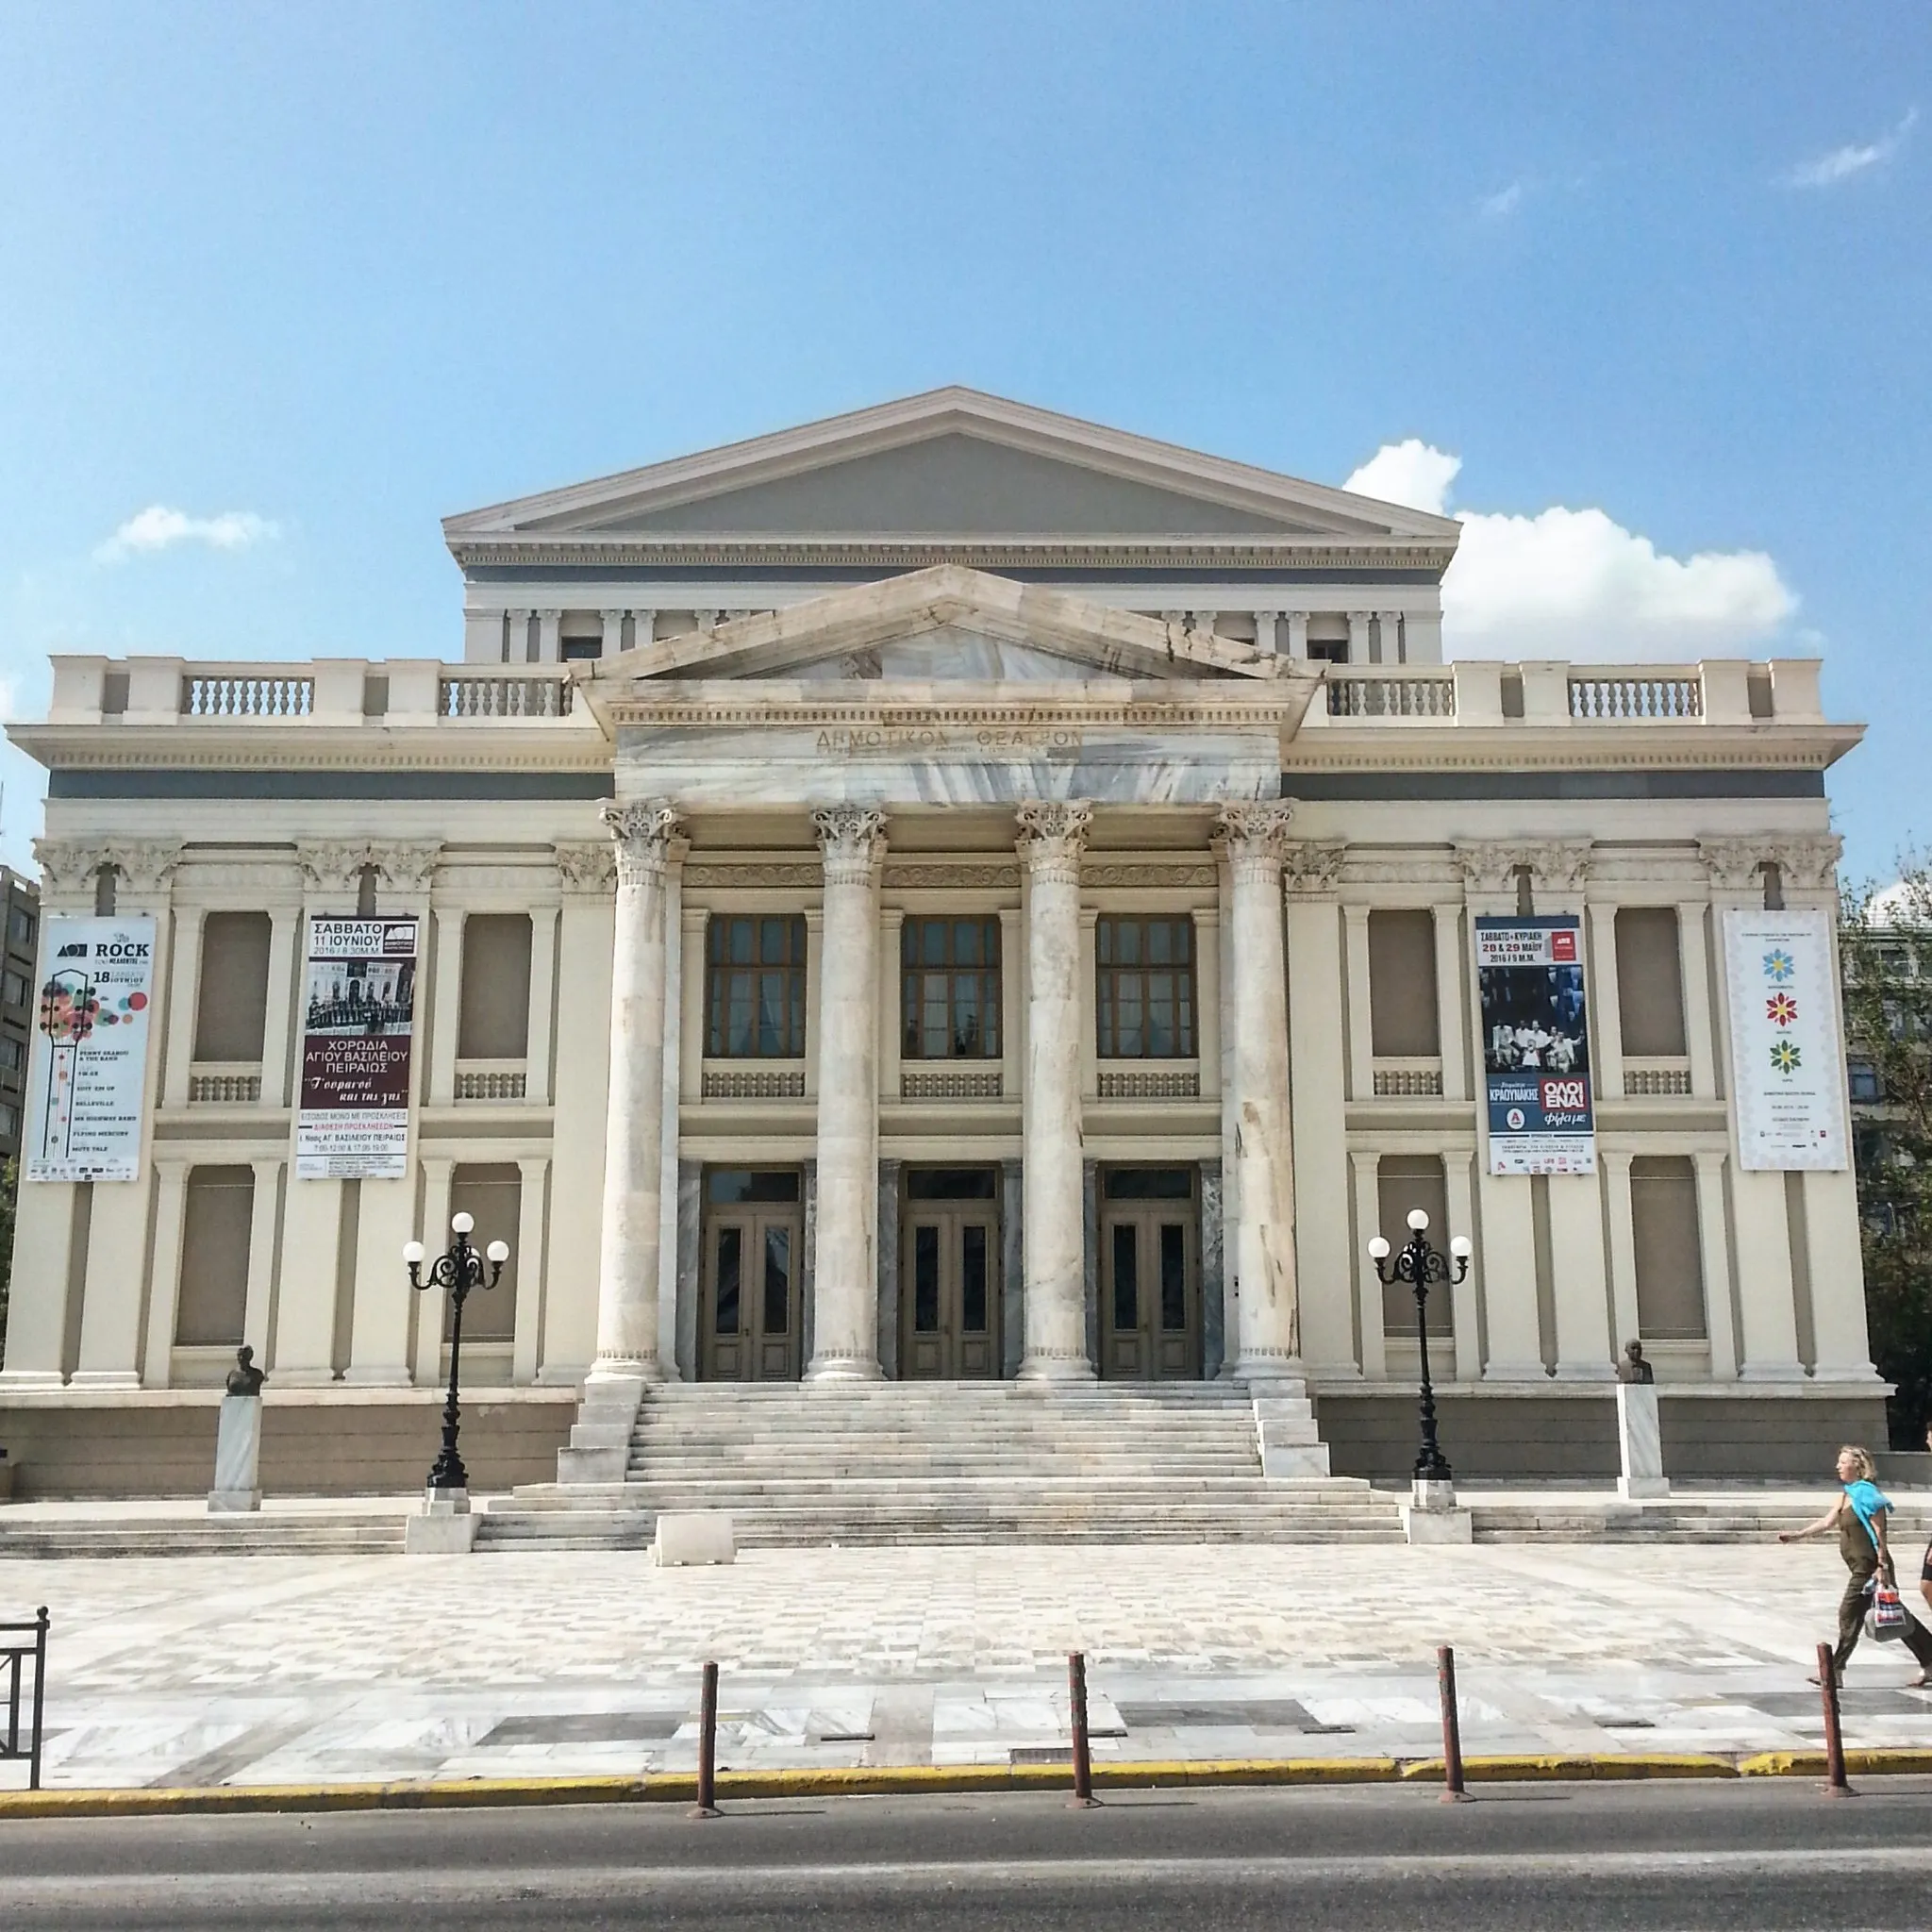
[807,804,889,1380]
[1017,800,1094,1381]
[1219,802,1302,1378]
[591,799,682,1385]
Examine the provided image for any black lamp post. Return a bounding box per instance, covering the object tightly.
[1368,1209,1472,1489]
[404,1212,509,1494]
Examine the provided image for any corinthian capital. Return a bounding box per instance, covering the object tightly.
[1214,801,1296,874]
[1768,834,1843,895]
[33,839,111,897]
[1280,839,1348,898]
[811,804,890,885]
[1698,838,1768,894]
[102,841,183,896]
[553,841,618,896]
[297,841,442,893]
[1014,800,1092,885]
[602,800,684,888]
[1455,839,1591,897]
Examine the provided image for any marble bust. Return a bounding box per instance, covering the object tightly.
[1615,1340,1655,1385]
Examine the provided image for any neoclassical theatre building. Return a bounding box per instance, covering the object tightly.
[0,390,1880,1492]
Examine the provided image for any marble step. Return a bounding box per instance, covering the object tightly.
[0,1518,407,1558]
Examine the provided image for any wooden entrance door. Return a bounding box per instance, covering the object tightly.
[700,1168,803,1381]
[1099,1167,1200,1379]
[901,1168,1002,1378]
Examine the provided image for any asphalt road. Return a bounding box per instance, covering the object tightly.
[4,1779,1931,1929]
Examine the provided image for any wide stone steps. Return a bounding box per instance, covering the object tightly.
[1472,1501,1932,1542]
[494,1378,1377,1548]
[0,1514,408,1559]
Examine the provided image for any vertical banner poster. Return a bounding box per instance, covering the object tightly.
[1476,914,1596,1175]
[25,915,158,1181]
[1724,909,1849,1171]
[295,916,419,1179]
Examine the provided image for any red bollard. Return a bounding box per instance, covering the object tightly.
[691,1659,722,1819]
[1438,1644,1471,1803]
[1068,1651,1099,1808]
[1817,1642,1854,1798]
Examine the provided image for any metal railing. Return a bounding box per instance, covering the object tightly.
[1325,671,1457,719]
[1568,674,1704,721]
[1,1607,48,1790]
[438,672,575,719]
[181,675,314,718]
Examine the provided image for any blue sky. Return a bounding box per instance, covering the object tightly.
[1,3,1925,878]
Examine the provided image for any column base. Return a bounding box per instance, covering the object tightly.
[66,1371,141,1391]
[587,1358,663,1388]
[804,1354,884,1383]
[1737,1364,1811,1383]
[1016,1353,1095,1383]
[341,1366,412,1388]
[1482,1361,1552,1383]
[0,1371,66,1390]
[1230,1352,1303,1383]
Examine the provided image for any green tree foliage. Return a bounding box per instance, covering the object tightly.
[1841,863,1932,1446]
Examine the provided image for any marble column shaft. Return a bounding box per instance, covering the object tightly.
[1221,804,1302,1376]
[591,800,680,1384]
[1017,800,1093,1380]
[807,805,888,1379]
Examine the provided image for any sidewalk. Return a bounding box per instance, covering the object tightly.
[2,1539,1929,1790]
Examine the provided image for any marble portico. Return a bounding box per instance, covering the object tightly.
[0,388,1889,1493]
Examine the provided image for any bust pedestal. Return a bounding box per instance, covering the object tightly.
[1616,1381,1670,1500]
[208,1395,263,1513]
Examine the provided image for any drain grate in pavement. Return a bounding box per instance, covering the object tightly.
[1010,1746,1074,1764]
[1593,1717,1656,1729]
[483,1712,683,1746]
[813,1732,874,1743]
[1115,1701,1354,1735]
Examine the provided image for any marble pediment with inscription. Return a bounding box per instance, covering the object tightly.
[791,624,1200,685]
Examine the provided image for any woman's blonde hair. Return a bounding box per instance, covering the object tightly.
[1839,1444,1876,1482]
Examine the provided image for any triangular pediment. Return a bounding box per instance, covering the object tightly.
[580,565,1301,688]
[444,388,1457,549]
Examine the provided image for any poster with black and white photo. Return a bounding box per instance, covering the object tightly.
[1476,914,1596,1176]
[25,915,158,1182]
[294,916,419,1179]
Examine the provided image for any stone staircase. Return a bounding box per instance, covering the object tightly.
[1470,1496,1932,1543]
[0,1510,408,1559]
[479,1380,1399,1549]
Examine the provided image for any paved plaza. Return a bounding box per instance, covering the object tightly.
[3,1534,1932,1790]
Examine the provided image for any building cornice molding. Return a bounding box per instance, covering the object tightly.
[449,537,1459,574]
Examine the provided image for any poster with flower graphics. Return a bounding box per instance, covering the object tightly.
[1723,909,1849,1171]
[25,915,158,1181]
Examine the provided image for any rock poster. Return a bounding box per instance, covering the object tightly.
[25,915,158,1182]
[1476,914,1596,1176]
[294,916,419,1179]
[1724,909,1849,1172]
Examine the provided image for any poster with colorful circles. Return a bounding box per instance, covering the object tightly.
[25,915,158,1182]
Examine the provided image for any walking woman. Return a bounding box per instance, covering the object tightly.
[1779,1444,1932,1686]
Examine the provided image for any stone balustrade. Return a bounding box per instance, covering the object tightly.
[42,654,1828,733]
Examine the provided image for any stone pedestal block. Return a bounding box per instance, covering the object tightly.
[655,1510,735,1566]
[1400,1500,1474,1543]
[405,1485,477,1555]
[1617,1381,1670,1499]
[1254,1389,1332,1478]
[207,1395,263,1513]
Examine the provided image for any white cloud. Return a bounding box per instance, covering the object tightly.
[1478,181,1524,220]
[1342,439,1462,517]
[94,506,279,563]
[1343,442,1799,662]
[1783,107,1916,188]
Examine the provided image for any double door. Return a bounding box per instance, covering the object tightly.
[901,1169,1002,1378]
[701,1188,803,1382]
[1099,1168,1200,1379]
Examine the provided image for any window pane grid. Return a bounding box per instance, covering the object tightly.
[1096,918,1196,1058]
[707,915,807,1058]
[900,918,1001,1059]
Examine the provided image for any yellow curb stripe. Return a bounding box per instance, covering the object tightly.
[3,1751,1930,1819]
